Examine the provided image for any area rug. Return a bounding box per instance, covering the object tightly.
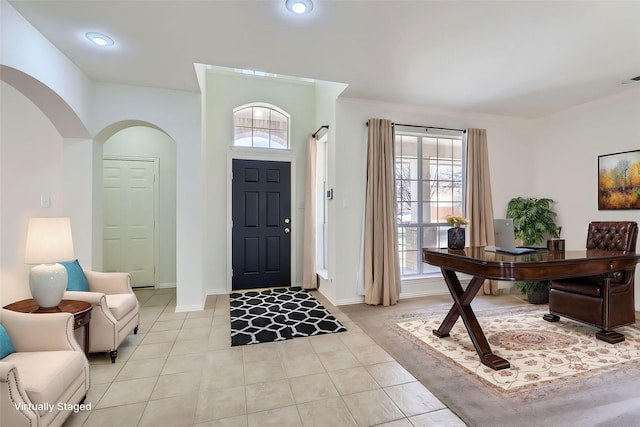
[342,299,640,426]
[230,287,346,346]
[397,306,640,394]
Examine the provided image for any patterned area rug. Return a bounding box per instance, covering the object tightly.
[230,287,346,346]
[397,307,640,394]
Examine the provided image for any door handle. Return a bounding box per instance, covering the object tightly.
[284,227,290,234]
[284,218,290,224]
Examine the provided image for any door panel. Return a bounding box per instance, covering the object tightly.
[266,192,280,226]
[232,159,291,290]
[265,236,280,271]
[103,158,156,287]
[245,192,259,227]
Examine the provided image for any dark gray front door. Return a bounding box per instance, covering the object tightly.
[232,159,292,290]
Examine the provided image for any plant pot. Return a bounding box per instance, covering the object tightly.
[527,289,549,304]
[447,227,465,250]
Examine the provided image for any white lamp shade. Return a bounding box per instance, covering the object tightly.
[24,217,75,264]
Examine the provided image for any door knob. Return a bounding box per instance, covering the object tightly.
[284,218,290,224]
[284,227,290,234]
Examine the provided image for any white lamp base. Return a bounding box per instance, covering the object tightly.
[29,263,68,309]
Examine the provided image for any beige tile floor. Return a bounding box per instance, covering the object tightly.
[64,288,466,427]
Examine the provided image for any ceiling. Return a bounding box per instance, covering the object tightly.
[8,0,640,118]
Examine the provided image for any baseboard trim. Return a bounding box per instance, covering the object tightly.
[334,296,365,306]
[206,288,229,296]
[331,289,451,307]
[399,289,450,299]
[156,282,176,289]
[175,303,205,313]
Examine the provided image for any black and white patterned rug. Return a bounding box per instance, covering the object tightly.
[230,287,347,346]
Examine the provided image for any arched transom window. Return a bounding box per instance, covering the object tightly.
[233,103,290,149]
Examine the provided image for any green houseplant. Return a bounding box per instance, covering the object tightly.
[513,280,552,304]
[506,197,559,303]
[506,197,559,246]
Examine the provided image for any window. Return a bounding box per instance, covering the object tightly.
[395,132,465,277]
[233,103,290,149]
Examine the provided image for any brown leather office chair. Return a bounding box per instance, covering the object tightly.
[543,221,638,343]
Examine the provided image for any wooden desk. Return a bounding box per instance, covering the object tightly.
[422,247,640,371]
[3,299,92,355]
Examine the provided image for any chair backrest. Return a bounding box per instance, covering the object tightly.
[586,221,638,252]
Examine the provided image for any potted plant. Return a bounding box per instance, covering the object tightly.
[514,281,551,304]
[445,215,468,250]
[506,197,559,246]
[506,197,559,303]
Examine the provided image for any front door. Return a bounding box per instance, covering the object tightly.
[232,159,291,290]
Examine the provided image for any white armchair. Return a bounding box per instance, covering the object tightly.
[1,309,90,427]
[64,271,139,363]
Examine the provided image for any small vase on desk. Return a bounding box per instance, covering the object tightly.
[447,227,466,250]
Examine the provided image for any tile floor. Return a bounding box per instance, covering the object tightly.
[64,288,466,427]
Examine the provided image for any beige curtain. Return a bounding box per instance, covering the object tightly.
[465,128,498,295]
[303,136,318,289]
[363,119,401,306]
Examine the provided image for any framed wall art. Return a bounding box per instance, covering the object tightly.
[598,149,640,210]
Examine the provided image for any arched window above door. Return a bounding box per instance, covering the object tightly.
[233,103,290,149]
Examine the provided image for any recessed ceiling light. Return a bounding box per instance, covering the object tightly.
[285,0,313,15]
[86,32,114,47]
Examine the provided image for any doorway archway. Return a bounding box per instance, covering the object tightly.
[98,122,177,289]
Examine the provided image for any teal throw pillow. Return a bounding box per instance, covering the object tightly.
[0,324,16,359]
[61,259,89,292]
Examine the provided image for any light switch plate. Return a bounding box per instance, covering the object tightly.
[40,196,51,208]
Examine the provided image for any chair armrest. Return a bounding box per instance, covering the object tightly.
[1,361,39,427]
[84,271,133,295]
[0,361,17,382]
[64,291,118,329]
[64,290,107,306]
[0,309,80,352]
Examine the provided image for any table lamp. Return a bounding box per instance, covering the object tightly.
[24,217,75,309]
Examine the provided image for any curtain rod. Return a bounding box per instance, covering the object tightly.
[312,125,329,138]
[366,121,466,134]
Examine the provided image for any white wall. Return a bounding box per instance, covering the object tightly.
[533,87,640,307]
[2,0,101,306]
[533,87,640,247]
[328,98,536,305]
[89,83,202,311]
[0,0,91,136]
[0,82,66,305]
[0,79,199,308]
[62,137,98,269]
[2,0,204,310]
[103,126,177,288]
[313,81,349,302]
[203,71,316,294]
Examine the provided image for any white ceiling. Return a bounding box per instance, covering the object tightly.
[8,0,640,118]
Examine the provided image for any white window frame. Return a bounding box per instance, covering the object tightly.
[395,130,466,278]
[232,102,291,150]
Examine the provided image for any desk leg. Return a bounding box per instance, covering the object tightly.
[433,269,510,371]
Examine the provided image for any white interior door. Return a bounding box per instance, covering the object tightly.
[103,157,158,287]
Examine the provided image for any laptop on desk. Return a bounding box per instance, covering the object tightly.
[485,219,538,255]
